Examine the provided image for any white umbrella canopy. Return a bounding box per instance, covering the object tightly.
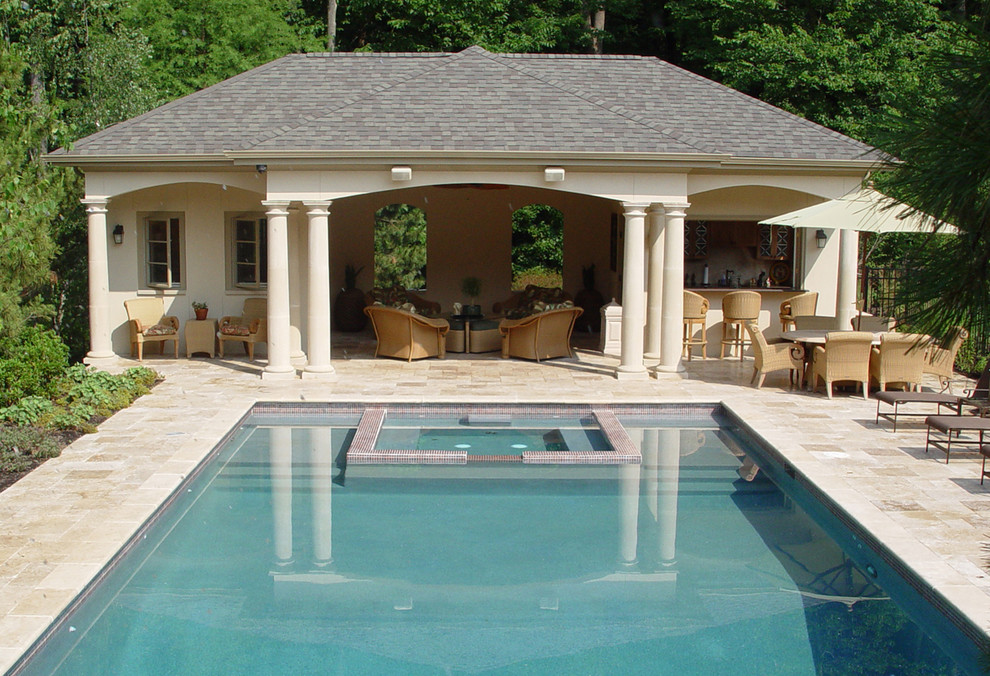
[760,187,956,233]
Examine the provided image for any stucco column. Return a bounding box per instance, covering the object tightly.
[617,202,649,379]
[82,198,115,362]
[303,202,334,378]
[644,205,665,360]
[262,201,295,379]
[836,229,859,331]
[655,202,689,374]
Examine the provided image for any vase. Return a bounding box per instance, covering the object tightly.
[195,308,208,321]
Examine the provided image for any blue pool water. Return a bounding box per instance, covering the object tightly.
[14,405,979,675]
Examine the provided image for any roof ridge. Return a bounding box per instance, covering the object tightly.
[483,52,720,155]
[237,51,473,151]
[651,59,875,154]
[68,55,296,152]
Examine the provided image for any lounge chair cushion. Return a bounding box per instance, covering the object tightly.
[143,323,177,336]
[220,324,252,336]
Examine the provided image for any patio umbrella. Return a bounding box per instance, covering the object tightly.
[759,187,955,233]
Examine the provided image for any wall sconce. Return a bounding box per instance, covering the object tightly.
[255,164,267,173]
[112,224,124,245]
[391,166,412,181]
[815,229,827,249]
[544,167,565,182]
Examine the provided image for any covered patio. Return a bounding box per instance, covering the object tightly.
[48,46,878,379]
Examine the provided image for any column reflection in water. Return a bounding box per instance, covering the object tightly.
[270,427,294,566]
[618,461,641,566]
[309,427,333,567]
[657,429,681,566]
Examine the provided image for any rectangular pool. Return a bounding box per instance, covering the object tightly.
[11,403,983,675]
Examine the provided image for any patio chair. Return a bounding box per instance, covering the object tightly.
[364,305,449,361]
[745,322,804,389]
[779,291,818,332]
[683,290,709,360]
[868,332,928,392]
[923,326,968,392]
[217,297,268,361]
[124,298,179,360]
[720,290,761,360]
[853,315,897,332]
[499,307,582,362]
[811,331,875,400]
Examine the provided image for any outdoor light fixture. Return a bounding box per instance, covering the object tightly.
[256,164,267,173]
[112,224,124,245]
[391,166,412,181]
[815,229,827,248]
[544,167,565,182]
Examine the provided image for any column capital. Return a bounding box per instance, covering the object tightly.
[303,200,332,217]
[646,203,666,216]
[81,198,109,213]
[621,201,650,215]
[662,201,691,216]
[262,200,292,215]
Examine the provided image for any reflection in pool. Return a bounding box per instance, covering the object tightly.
[15,405,977,675]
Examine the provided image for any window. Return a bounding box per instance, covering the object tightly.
[511,205,563,290]
[145,215,183,288]
[374,204,427,290]
[230,215,268,288]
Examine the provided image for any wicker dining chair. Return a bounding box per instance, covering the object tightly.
[720,290,761,360]
[779,291,819,332]
[923,326,968,392]
[869,332,928,392]
[745,322,805,389]
[683,290,710,360]
[811,331,875,400]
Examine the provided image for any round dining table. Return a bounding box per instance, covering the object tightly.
[781,329,882,390]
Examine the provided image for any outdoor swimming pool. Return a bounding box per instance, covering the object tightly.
[11,403,983,675]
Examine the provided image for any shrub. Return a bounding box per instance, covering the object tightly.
[0,327,69,406]
[0,425,60,473]
[0,396,55,426]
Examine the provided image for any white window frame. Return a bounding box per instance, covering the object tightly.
[226,213,268,290]
[141,213,185,290]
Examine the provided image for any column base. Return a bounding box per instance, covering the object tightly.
[262,367,297,381]
[651,363,687,377]
[643,351,661,361]
[83,352,118,366]
[614,367,649,381]
[302,366,336,380]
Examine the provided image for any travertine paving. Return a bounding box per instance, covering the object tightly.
[1,335,988,671]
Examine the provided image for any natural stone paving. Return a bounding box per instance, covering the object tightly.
[0,335,988,671]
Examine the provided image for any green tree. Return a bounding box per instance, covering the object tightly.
[874,11,990,363]
[511,204,563,288]
[374,204,427,290]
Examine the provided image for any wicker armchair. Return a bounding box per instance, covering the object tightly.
[124,298,179,360]
[745,322,804,389]
[217,297,267,361]
[683,290,709,360]
[499,307,582,361]
[811,331,875,400]
[794,316,840,331]
[779,292,818,332]
[923,326,968,392]
[364,305,449,361]
[720,290,761,360]
[853,315,897,332]
[869,332,928,392]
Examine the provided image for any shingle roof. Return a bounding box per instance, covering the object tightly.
[53,46,877,162]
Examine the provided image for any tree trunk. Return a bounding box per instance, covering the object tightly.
[328,0,338,52]
[588,8,605,55]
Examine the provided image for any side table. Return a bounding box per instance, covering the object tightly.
[185,318,217,358]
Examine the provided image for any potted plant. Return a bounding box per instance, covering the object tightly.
[574,264,604,332]
[461,276,482,317]
[334,264,367,332]
[192,301,209,321]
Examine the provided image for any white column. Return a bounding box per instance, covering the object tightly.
[82,198,115,362]
[644,205,665,360]
[836,229,859,331]
[656,202,689,374]
[270,427,294,566]
[303,202,334,378]
[617,202,649,379]
[262,201,295,379]
[309,427,333,566]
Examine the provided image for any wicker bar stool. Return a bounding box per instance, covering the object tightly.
[720,290,761,360]
[683,290,710,360]
[779,291,818,332]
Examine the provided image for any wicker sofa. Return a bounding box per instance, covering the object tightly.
[364,305,450,361]
[498,307,583,362]
[492,285,572,317]
[366,286,442,316]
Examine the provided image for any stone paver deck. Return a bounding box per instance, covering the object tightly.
[1,335,988,671]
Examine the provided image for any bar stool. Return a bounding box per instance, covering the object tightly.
[683,290,709,360]
[720,290,761,360]
[779,291,819,331]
